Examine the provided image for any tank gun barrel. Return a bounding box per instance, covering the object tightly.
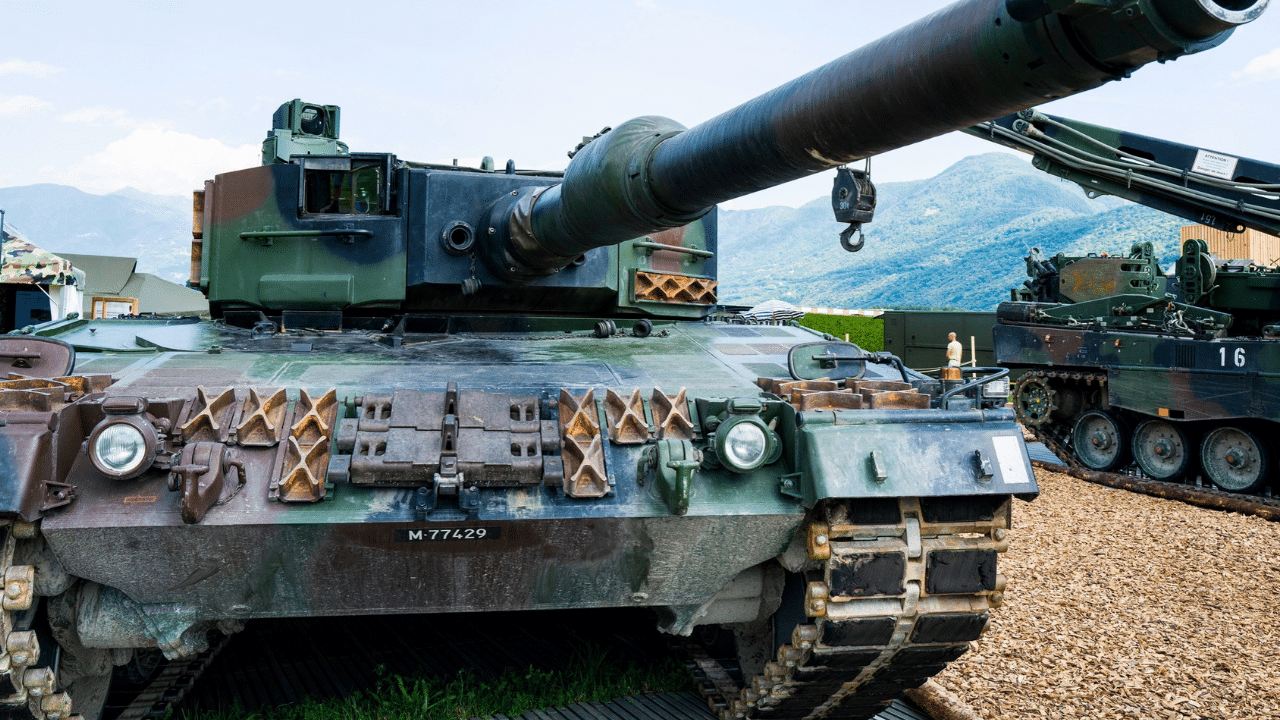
[492,0,1267,280]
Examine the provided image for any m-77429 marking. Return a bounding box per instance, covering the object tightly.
[394,527,501,542]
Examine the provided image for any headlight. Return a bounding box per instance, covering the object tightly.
[716,416,776,472]
[88,417,158,479]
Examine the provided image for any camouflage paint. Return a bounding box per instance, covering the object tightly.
[995,322,1280,423]
[3,3,1270,713]
[10,318,1036,628]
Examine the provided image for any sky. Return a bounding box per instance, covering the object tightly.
[1,0,1277,210]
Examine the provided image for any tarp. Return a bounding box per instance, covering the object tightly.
[1,223,76,285]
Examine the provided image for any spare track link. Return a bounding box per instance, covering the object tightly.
[691,496,1010,720]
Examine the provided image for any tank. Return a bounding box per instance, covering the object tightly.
[0,1,1267,718]
[997,238,1280,494]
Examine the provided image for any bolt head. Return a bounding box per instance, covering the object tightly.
[6,582,22,598]
[814,534,828,545]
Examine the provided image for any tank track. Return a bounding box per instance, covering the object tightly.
[0,521,72,720]
[688,497,1009,720]
[1013,369,1097,468]
[0,521,224,720]
[1016,370,1280,512]
[104,641,226,720]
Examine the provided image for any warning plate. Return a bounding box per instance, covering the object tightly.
[1191,149,1239,180]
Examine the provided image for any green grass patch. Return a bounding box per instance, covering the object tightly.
[178,645,694,720]
[798,314,884,351]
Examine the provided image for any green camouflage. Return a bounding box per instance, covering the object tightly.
[997,239,1280,492]
[0,1,1269,718]
[1,226,77,285]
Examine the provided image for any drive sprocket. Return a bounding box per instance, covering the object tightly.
[1013,373,1057,427]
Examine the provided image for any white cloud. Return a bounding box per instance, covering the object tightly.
[61,124,260,196]
[0,95,52,117]
[0,59,61,77]
[1234,48,1280,81]
[60,106,137,127]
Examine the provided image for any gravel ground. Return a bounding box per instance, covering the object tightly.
[936,469,1280,719]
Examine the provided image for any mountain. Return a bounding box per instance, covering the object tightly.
[717,153,1182,310]
[1,153,1185,309]
[0,184,192,284]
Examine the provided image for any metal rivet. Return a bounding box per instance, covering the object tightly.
[994,529,1007,541]
[6,582,22,598]
[815,534,828,546]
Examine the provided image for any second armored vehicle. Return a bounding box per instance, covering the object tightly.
[981,109,1280,493]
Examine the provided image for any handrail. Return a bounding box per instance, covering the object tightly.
[240,229,374,246]
[632,241,713,258]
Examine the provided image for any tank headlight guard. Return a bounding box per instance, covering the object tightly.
[87,413,159,480]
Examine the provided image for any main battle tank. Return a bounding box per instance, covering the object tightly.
[0,1,1267,718]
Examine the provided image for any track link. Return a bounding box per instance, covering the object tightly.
[690,496,1009,720]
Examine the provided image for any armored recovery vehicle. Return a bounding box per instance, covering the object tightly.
[0,1,1267,717]
[975,109,1280,493]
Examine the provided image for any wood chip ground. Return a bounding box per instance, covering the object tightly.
[935,468,1280,719]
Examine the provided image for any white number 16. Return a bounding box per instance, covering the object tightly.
[1219,347,1246,367]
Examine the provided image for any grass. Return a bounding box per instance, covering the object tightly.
[797,314,884,351]
[177,644,695,720]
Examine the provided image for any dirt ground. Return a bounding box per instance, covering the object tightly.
[935,469,1280,719]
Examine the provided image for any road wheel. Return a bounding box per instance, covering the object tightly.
[1072,410,1130,471]
[1201,426,1270,493]
[1132,419,1196,482]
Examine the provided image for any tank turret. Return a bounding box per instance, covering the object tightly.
[194,0,1267,325]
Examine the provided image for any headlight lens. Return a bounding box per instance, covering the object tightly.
[722,421,769,471]
[90,421,151,478]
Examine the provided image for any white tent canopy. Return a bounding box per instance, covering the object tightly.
[741,299,804,323]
